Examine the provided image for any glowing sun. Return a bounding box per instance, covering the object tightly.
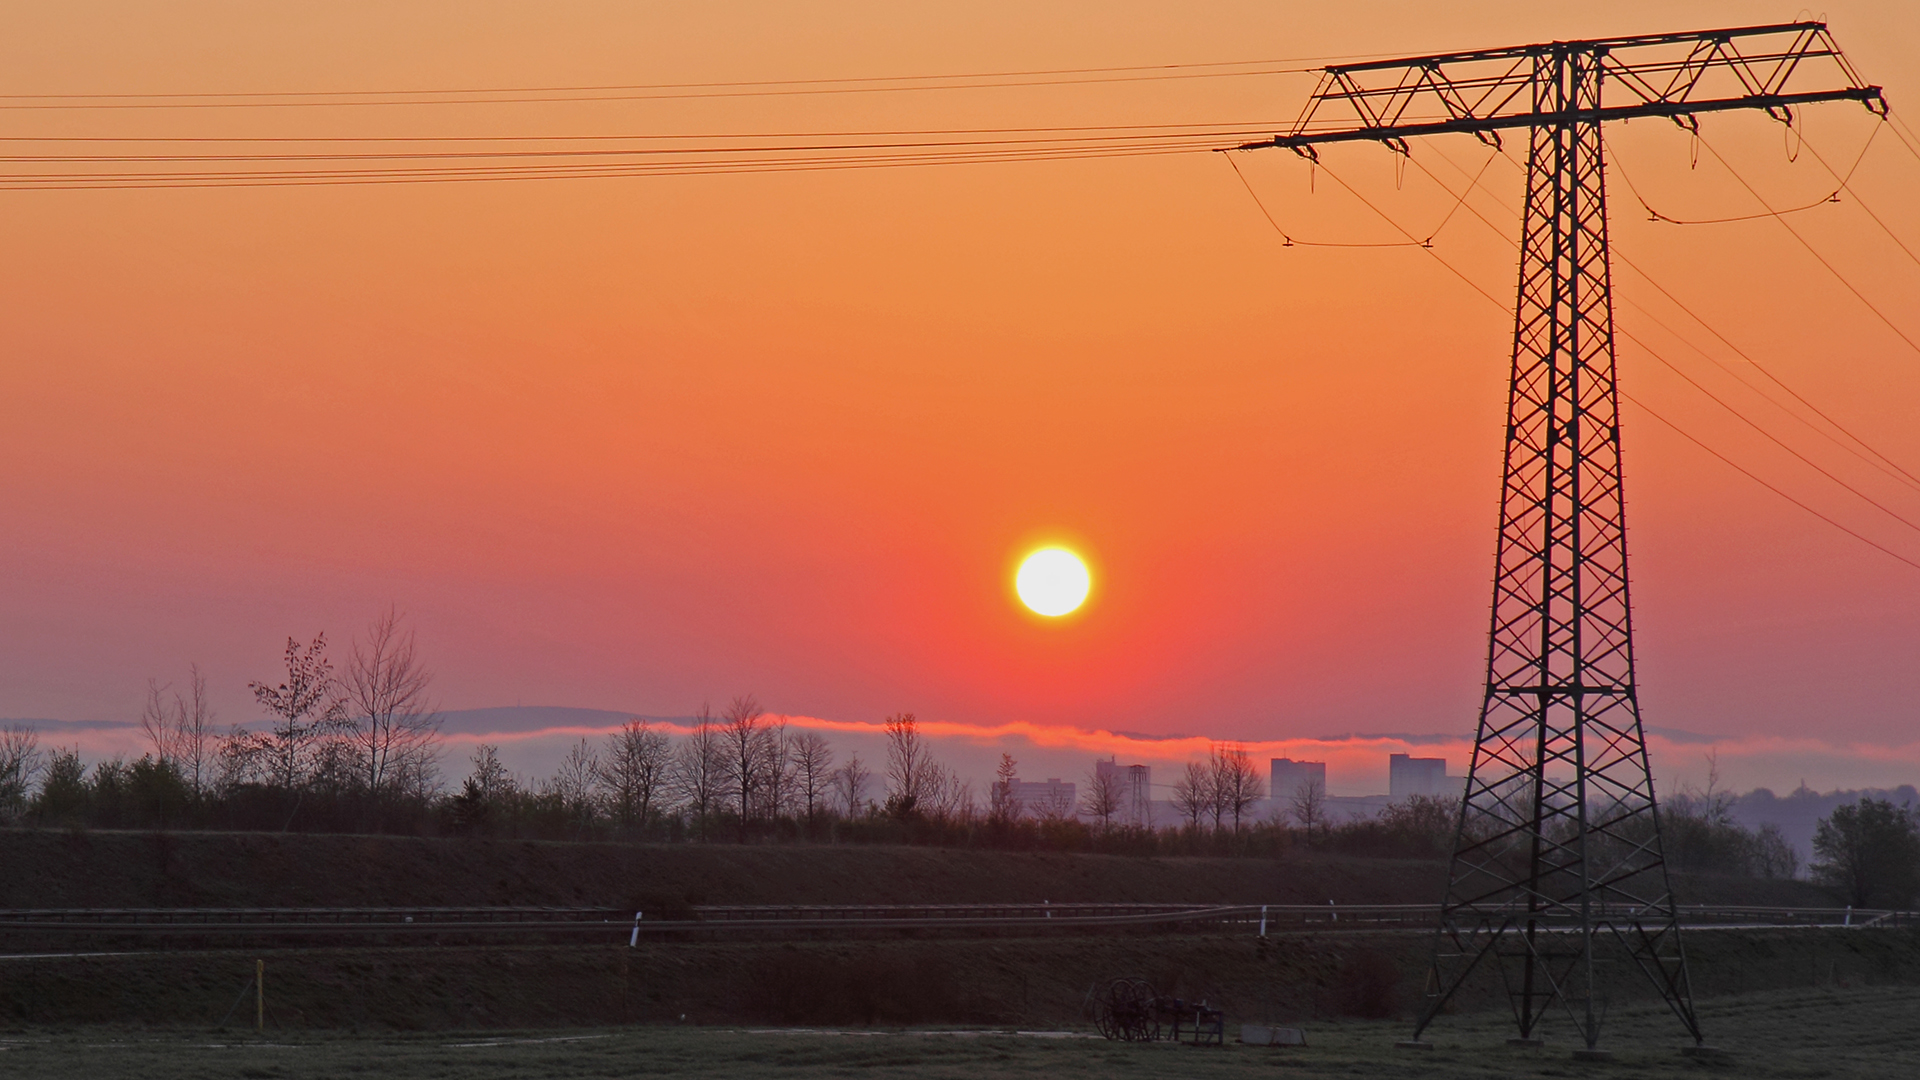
[1015,547,1091,617]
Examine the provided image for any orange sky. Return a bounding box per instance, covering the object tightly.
[3,1,1919,793]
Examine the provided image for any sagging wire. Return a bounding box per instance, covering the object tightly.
[1223,151,1420,248]
[1222,145,1495,251]
[1697,132,1920,358]
[1625,393,1920,573]
[1607,123,1877,226]
[1317,144,1920,573]
[1412,138,1920,496]
[1796,125,1920,273]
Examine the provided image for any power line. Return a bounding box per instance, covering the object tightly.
[0,135,1277,187]
[0,122,1297,144]
[1223,152,1421,248]
[1625,392,1920,573]
[1796,127,1920,272]
[0,142,1218,190]
[0,130,1274,164]
[1421,137,1920,494]
[1696,132,1920,358]
[1615,287,1920,495]
[1310,148,1920,572]
[1414,136,1920,533]
[1617,323,1920,537]
[0,56,1341,100]
[1879,107,1920,167]
[1611,254,1920,493]
[0,64,1327,111]
[1608,141,1849,225]
[0,123,1305,186]
[1310,159,1510,311]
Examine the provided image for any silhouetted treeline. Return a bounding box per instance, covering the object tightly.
[0,707,1804,874]
[0,634,1831,877]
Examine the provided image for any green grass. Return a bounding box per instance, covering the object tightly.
[3,985,1916,1079]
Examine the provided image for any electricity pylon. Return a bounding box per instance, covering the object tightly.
[1235,23,1884,1053]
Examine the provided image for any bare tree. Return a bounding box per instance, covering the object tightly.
[1080,766,1123,830]
[1289,775,1328,845]
[138,667,216,798]
[215,724,268,791]
[248,634,347,790]
[599,718,672,833]
[0,724,42,822]
[341,608,443,800]
[834,750,871,817]
[140,678,183,768]
[1752,822,1800,880]
[179,665,215,796]
[760,717,796,820]
[883,712,930,816]
[547,738,601,836]
[1213,744,1265,832]
[672,705,726,836]
[720,695,768,836]
[918,761,974,822]
[989,752,1022,824]
[1172,760,1211,830]
[1030,782,1075,824]
[790,731,834,826]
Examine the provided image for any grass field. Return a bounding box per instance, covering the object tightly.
[3,985,1915,1079]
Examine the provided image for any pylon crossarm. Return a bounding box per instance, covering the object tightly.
[1245,86,1880,154]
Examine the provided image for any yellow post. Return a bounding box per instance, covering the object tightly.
[256,959,264,1033]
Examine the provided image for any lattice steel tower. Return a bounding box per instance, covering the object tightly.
[1236,23,1883,1052]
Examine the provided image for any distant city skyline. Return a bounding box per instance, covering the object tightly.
[16,702,1917,800]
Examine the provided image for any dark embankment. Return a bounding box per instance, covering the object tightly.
[6,928,1918,1029]
[0,829,1828,909]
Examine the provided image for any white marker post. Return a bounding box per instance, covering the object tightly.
[630,911,642,947]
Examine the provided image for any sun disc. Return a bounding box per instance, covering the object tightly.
[1016,548,1090,617]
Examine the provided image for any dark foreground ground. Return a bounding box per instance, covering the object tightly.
[2,985,1915,1079]
[8,927,1914,1028]
[0,829,1826,909]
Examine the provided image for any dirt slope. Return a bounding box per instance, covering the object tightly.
[1,829,1826,909]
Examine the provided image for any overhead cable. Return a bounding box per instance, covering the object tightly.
[1223,152,1421,248]
[1607,123,1876,226]
[1625,393,1920,572]
[1796,127,1920,271]
[1612,255,1920,492]
[1617,323,1920,537]
[1697,133,1920,358]
[1421,138,1920,493]
[1312,151,1920,573]
[0,62,1328,110]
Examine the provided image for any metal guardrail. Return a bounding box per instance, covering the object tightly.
[0,903,1910,941]
[0,907,626,936]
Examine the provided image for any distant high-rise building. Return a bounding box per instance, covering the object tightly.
[1389,753,1449,800]
[1009,776,1077,819]
[1095,757,1152,826]
[1270,758,1328,803]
